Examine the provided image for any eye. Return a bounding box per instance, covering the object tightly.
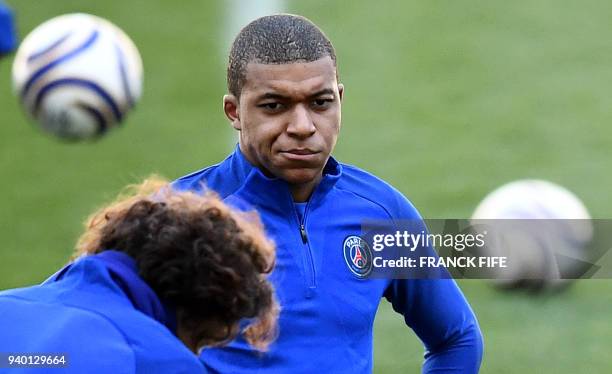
[258,102,283,112]
[312,98,332,110]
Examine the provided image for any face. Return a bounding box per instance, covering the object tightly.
[224,56,344,190]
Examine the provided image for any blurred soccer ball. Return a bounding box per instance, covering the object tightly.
[12,13,143,140]
[471,179,593,291]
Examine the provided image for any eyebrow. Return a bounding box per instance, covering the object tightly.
[309,88,335,98]
[256,88,336,102]
[257,93,289,101]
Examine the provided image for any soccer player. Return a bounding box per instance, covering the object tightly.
[174,14,483,373]
[0,1,17,58]
[0,177,278,373]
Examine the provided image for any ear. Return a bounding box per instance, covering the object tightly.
[223,94,241,131]
[337,83,344,102]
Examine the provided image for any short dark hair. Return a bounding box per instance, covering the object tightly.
[227,14,337,98]
[76,177,278,351]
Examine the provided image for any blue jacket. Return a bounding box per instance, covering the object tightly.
[174,147,483,373]
[0,251,204,373]
[0,1,16,55]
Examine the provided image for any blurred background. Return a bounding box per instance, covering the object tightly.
[1,0,611,372]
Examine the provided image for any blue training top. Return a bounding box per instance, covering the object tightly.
[0,1,17,55]
[174,146,484,374]
[0,251,204,373]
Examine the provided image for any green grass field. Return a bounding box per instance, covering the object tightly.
[2,1,612,372]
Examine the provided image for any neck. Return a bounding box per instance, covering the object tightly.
[290,177,320,202]
[238,143,324,202]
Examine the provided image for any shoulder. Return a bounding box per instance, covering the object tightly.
[76,294,203,373]
[0,292,137,372]
[337,162,422,220]
[111,312,203,373]
[173,154,241,198]
[173,163,221,192]
[0,285,202,373]
[62,278,203,373]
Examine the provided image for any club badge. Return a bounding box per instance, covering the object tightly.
[343,235,373,278]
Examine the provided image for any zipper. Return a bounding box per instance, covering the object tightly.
[294,199,316,298]
[300,224,308,243]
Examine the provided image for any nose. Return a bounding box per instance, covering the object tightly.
[286,104,316,139]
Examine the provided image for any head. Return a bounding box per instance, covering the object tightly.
[75,177,278,353]
[224,14,344,201]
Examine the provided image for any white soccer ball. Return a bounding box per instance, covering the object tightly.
[471,179,593,291]
[12,13,143,140]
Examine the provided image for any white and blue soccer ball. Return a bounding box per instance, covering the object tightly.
[471,179,593,291]
[12,13,143,140]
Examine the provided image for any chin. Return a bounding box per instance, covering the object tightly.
[278,168,320,185]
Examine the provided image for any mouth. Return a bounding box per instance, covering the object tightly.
[279,149,321,162]
[284,148,318,155]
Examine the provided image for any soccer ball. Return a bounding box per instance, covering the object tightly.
[12,13,143,140]
[471,179,593,291]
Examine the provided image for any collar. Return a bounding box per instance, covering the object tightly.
[228,145,342,212]
[50,250,178,334]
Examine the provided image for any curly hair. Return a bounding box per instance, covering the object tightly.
[75,176,278,351]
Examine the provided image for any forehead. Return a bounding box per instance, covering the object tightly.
[242,56,337,98]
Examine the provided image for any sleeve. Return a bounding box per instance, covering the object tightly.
[384,278,483,373]
[383,191,484,373]
[0,2,17,56]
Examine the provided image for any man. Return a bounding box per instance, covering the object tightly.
[175,14,483,373]
[0,177,278,373]
[0,1,17,58]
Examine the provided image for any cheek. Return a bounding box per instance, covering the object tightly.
[240,117,263,142]
[256,120,286,145]
[318,111,341,140]
[241,118,282,153]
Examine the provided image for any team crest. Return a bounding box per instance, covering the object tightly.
[343,235,373,278]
